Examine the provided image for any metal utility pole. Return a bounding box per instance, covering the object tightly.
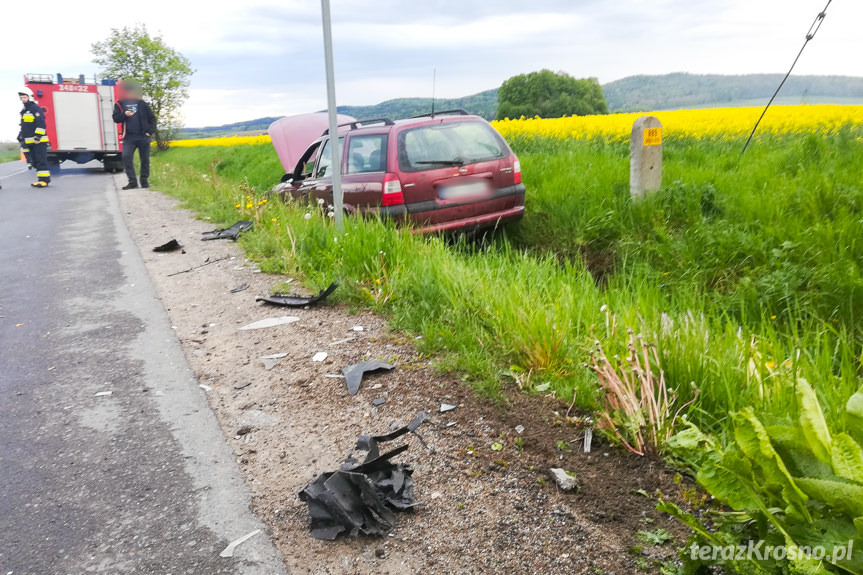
[321,0,344,230]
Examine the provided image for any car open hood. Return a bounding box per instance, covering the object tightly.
[268,113,357,174]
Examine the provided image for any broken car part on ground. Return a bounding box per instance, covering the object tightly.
[256,282,338,308]
[341,360,395,396]
[153,239,183,252]
[299,412,428,540]
[201,220,253,241]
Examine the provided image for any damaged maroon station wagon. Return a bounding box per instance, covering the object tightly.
[276,110,525,233]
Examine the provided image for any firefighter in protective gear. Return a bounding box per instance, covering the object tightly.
[18,87,51,187]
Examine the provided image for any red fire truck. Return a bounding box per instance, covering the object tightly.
[24,73,125,172]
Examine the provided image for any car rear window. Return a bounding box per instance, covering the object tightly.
[397,121,507,173]
[347,134,387,174]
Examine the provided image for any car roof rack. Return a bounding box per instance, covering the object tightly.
[410,108,471,119]
[322,117,395,136]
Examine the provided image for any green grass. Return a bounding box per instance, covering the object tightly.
[149,131,863,444]
[0,142,21,163]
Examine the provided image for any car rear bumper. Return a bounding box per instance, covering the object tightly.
[412,205,525,234]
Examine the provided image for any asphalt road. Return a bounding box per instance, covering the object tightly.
[0,161,288,574]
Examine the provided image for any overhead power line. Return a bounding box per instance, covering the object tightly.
[741,0,833,155]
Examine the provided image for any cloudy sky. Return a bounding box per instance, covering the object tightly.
[1,0,860,140]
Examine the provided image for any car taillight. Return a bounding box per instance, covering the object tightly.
[382,173,404,206]
[513,158,522,185]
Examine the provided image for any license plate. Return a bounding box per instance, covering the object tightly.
[438,181,490,200]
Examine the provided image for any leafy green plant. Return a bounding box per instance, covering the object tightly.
[661,380,863,574]
[638,528,673,546]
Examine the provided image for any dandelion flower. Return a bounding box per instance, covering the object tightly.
[304,213,311,220]
[317,198,325,205]
[327,211,334,218]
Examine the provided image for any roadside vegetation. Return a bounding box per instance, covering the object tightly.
[152,105,863,574]
[0,142,21,163]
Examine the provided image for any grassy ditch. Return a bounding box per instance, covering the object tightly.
[150,132,862,446]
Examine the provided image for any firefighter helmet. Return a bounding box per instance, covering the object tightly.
[18,87,34,99]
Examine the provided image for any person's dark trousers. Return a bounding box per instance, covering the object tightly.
[123,135,151,185]
[31,142,50,184]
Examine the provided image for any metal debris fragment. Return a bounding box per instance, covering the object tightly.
[299,412,428,540]
[312,352,328,363]
[439,403,457,413]
[341,360,395,396]
[219,529,261,558]
[371,398,386,407]
[261,353,289,370]
[167,255,229,277]
[201,220,253,241]
[238,316,300,331]
[230,283,249,293]
[583,428,593,453]
[256,282,338,308]
[94,391,113,397]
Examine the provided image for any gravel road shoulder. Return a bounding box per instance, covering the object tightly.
[117,181,687,575]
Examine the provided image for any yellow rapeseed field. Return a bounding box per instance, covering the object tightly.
[170,134,272,147]
[170,105,863,147]
[492,105,863,142]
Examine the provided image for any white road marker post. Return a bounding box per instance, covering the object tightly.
[321,0,344,231]
[630,116,663,199]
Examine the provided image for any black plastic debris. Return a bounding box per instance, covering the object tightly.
[153,239,183,253]
[256,282,338,308]
[299,412,428,540]
[201,220,253,241]
[230,283,249,293]
[342,360,394,396]
[371,398,387,407]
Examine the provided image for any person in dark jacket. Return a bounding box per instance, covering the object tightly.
[113,80,156,189]
[17,87,51,187]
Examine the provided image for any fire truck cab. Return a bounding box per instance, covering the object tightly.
[24,73,124,172]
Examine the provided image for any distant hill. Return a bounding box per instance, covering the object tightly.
[177,90,498,139]
[336,89,499,122]
[177,74,863,138]
[603,73,863,112]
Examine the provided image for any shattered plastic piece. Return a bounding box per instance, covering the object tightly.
[439,403,457,413]
[219,529,261,558]
[256,282,338,308]
[153,239,183,252]
[299,412,428,540]
[329,337,356,346]
[199,384,213,392]
[341,360,395,396]
[230,283,249,293]
[371,398,386,407]
[312,352,328,363]
[350,325,365,332]
[234,381,252,390]
[201,220,253,241]
[94,391,113,397]
[261,353,288,370]
[549,468,578,492]
[583,428,593,453]
[238,316,300,331]
[515,425,525,434]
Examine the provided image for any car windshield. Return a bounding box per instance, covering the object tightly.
[398,121,506,172]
